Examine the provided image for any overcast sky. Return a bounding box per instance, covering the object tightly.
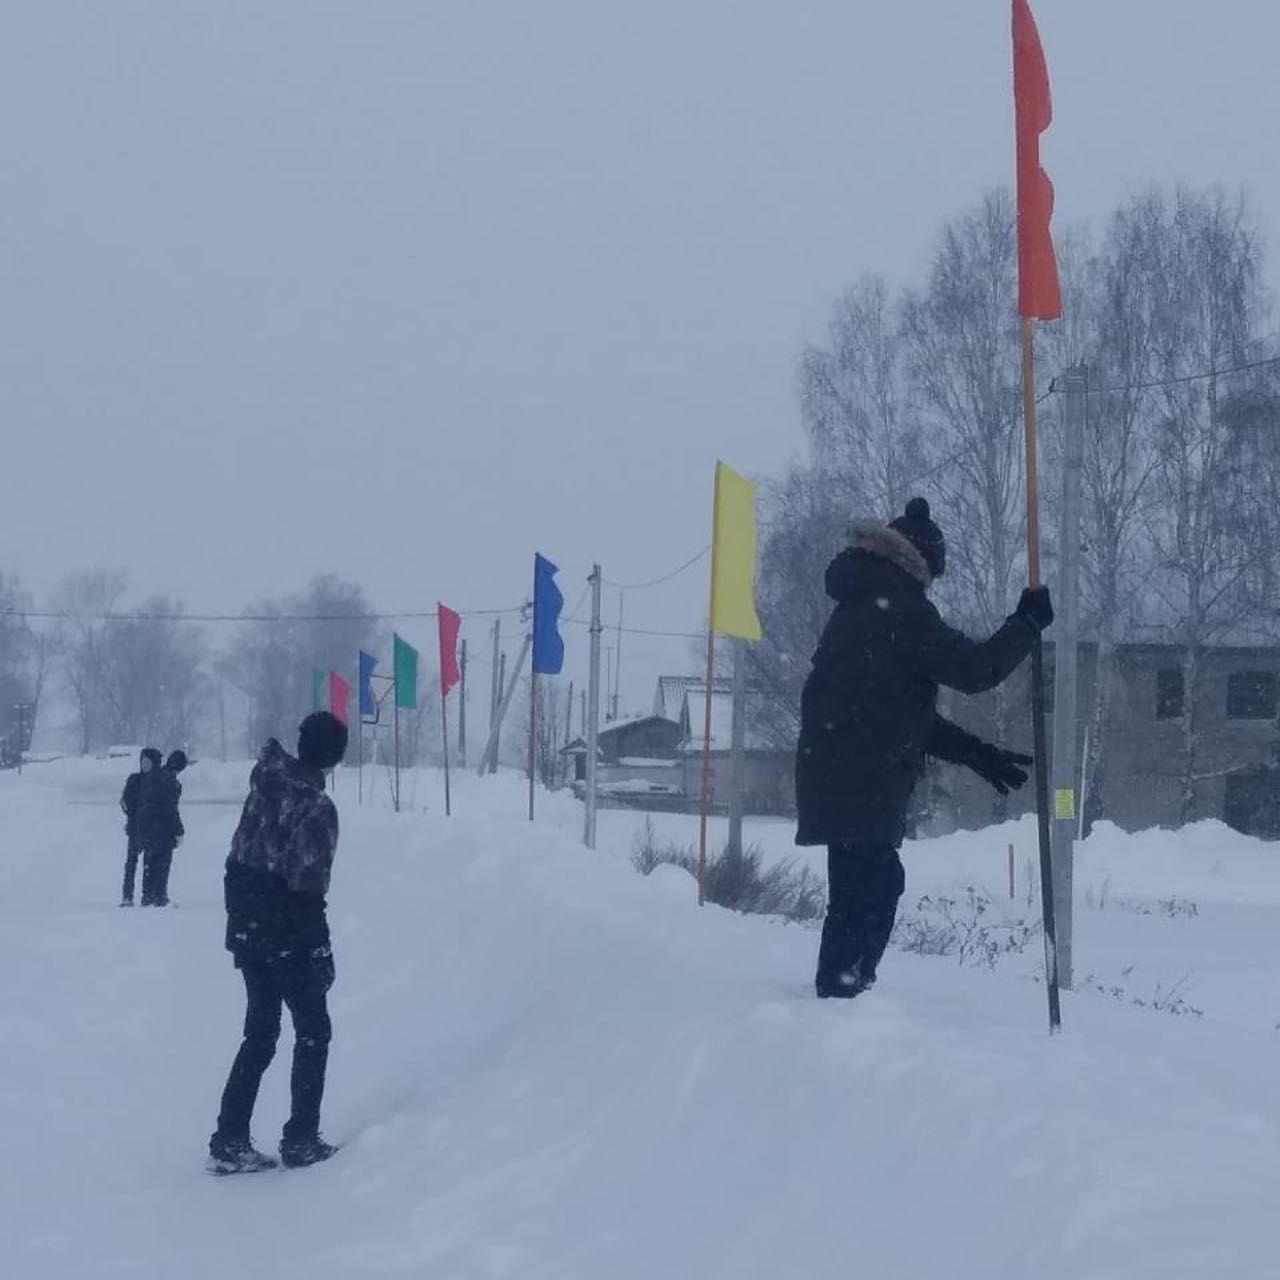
[3,1,1278,709]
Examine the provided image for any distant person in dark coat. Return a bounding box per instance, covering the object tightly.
[119,748,162,906]
[136,749,187,906]
[208,711,348,1175]
[795,498,1054,999]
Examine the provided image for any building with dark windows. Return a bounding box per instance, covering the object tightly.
[935,642,1280,838]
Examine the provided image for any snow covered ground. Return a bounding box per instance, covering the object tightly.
[2,757,1278,1278]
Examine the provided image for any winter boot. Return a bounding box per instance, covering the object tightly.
[207,1134,279,1175]
[279,1135,339,1169]
[815,963,874,1000]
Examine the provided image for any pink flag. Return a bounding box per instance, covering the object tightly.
[329,671,351,725]
[438,604,462,698]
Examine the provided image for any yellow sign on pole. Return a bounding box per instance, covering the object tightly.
[1054,788,1076,821]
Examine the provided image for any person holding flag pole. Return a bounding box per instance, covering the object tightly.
[794,494,1052,1001]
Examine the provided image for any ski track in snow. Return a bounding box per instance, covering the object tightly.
[1,761,1277,1278]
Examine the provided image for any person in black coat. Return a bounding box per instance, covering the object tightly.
[119,748,162,906]
[208,711,348,1174]
[136,749,187,906]
[796,498,1054,998]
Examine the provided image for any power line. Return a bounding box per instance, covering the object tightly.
[1039,354,1280,398]
[564,582,592,624]
[562,616,705,642]
[604,546,710,591]
[1,605,525,625]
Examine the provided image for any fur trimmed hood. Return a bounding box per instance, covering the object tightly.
[845,519,933,587]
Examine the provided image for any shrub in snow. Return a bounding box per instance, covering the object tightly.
[1080,966,1204,1018]
[629,818,693,877]
[1084,880,1199,920]
[893,887,1038,971]
[630,818,824,923]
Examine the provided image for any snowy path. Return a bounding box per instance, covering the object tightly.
[2,767,1278,1278]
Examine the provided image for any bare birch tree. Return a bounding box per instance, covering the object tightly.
[1141,187,1266,820]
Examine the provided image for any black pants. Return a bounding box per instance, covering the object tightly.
[121,835,142,902]
[216,960,333,1145]
[816,843,905,997]
[140,843,174,905]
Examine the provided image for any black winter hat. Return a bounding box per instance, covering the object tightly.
[298,711,349,771]
[165,750,189,773]
[141,747,163,769]
[889,497,946,579]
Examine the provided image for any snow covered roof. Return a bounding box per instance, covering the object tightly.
[653,675,732,719]
[597,714,678,739]
[678,689,770,752]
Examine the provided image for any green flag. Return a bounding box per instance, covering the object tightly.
[393,634,418,710]
[312,669,327,712]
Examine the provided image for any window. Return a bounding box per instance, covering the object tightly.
[1225,771,1280,839]
[1156,668,1184,720]
[1227,671,1277,720]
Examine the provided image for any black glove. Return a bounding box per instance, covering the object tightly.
[966,742,1034,796]
[310,944,335,993]
[1015,585,1054,633]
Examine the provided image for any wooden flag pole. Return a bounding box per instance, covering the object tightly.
[1022,315,1062,1033]
[441,688,452,817]
[696,628,716,906]
[528,669,538,821]
[393,683,401,814]
[697,473,723,907]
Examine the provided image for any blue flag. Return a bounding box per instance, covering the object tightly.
[358,650,378,721]
[532,553,565,675]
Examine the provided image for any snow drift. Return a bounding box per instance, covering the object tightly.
[0,759,1275,1278]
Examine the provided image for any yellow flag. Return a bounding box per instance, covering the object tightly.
[709,461,762,641]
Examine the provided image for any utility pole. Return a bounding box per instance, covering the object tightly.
[13,703,31,776]
[585,565,603,848]
[491,650,507,775]
[218,682,227,763]
[563,681,573,788]
[613,592,624,719]
[477,634,530,776]
[727,638,746,856]
[489,619,501,741]
[458,639,468,769]
[1052,364,1086,991]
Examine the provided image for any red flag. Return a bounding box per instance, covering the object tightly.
[329,671,351,725]
[438,604,462,698]
[1013,0,1061,320]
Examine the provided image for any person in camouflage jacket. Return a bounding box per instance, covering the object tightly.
[209,711,348,1174]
